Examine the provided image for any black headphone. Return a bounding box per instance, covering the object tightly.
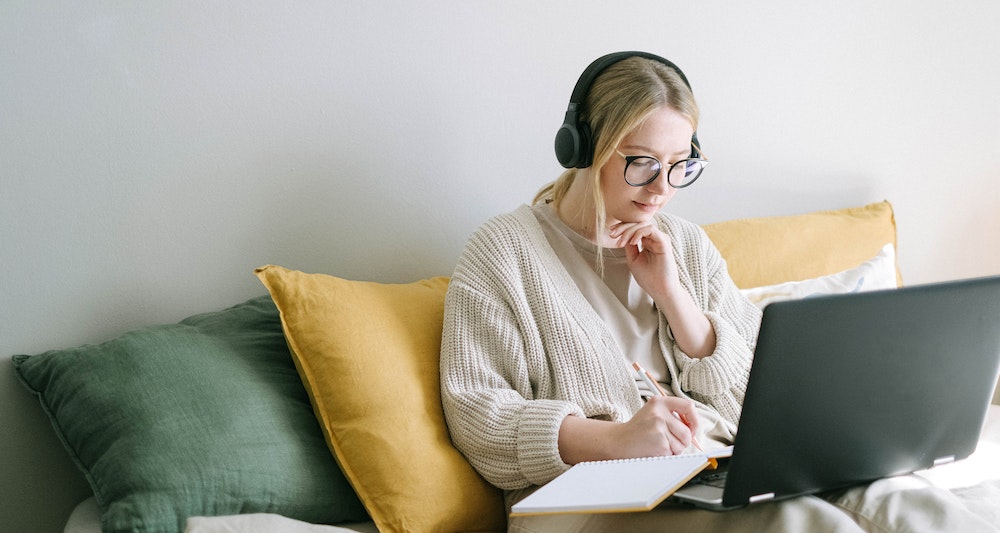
[554,51,700,169]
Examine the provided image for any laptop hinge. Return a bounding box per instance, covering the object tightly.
[749,492,775,503]
[933,455,956,466]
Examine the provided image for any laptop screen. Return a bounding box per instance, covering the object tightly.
[720,275,1000,508]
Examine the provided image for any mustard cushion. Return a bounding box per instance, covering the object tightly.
[702,201,900,289]
[740,243,898,309]
[254,265,506,533]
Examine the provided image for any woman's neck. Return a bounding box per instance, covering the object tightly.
[555,179,617,248]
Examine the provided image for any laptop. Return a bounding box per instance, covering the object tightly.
[671,275,1000,510]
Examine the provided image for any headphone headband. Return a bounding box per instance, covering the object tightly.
[554,51,699,169]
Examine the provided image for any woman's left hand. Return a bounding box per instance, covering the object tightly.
[609,220,679,299]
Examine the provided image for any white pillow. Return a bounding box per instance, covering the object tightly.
[740,244,897,309]
[185,514,366,533]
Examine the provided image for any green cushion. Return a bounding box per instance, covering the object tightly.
[12,296,368,532]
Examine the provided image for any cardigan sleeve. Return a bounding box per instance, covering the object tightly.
[662,216,762,426]
[439,219,585,490]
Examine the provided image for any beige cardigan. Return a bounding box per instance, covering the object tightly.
[440,204,761,495]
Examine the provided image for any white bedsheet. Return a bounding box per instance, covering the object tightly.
[65,406,1000,533]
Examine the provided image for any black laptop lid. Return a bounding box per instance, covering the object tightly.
[722,275,1000,508]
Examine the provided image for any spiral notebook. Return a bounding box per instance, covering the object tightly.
[510,450,728,515]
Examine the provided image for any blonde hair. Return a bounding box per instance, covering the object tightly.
[533,56,700,238]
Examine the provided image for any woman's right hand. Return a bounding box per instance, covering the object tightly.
[615,395,699,458]
[557,396,699,464]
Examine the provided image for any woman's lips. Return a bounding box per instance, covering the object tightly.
[633,200,660,212]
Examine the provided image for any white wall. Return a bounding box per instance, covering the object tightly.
[2,2,999,531]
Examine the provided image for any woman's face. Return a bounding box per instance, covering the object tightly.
[599,105,695,227]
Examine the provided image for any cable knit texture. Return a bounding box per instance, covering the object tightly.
[440,204,761,496]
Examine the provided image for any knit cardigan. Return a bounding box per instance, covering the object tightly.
[440,204,762,493]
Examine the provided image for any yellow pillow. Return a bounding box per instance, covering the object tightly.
[702,201,901,289]
[254,265,506,533]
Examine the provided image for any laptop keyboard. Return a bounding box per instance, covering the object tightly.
[696,470,728,488]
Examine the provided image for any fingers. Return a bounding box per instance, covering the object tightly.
[666,398,700,443]
[671,402,700,436]
[641,397,698,454]
[667,405,700,453]
[609,221,663,252]
[611,224,651,250]
[664,414,693,455]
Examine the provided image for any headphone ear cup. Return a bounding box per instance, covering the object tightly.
[554,122,581,168]
[576,121,592,168]
[554,119,592,169]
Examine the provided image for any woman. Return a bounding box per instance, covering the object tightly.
[440,52,996,532]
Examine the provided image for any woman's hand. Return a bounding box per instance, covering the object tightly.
[615,395,700,458]
[558,396,700,464]
[609,220,679,300]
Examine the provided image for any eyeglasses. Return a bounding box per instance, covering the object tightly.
[616,144,708,188]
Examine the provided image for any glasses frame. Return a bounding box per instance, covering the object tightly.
[616,143,708,189]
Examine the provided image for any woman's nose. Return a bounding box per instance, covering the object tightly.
[645,172,671,195]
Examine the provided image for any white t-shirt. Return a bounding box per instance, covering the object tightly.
[532,202,669,389]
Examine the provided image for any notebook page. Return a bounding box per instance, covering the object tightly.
[511,453,711,515]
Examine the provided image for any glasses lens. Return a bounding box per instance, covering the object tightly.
[624,156,661,186]
[667,159,707,188]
